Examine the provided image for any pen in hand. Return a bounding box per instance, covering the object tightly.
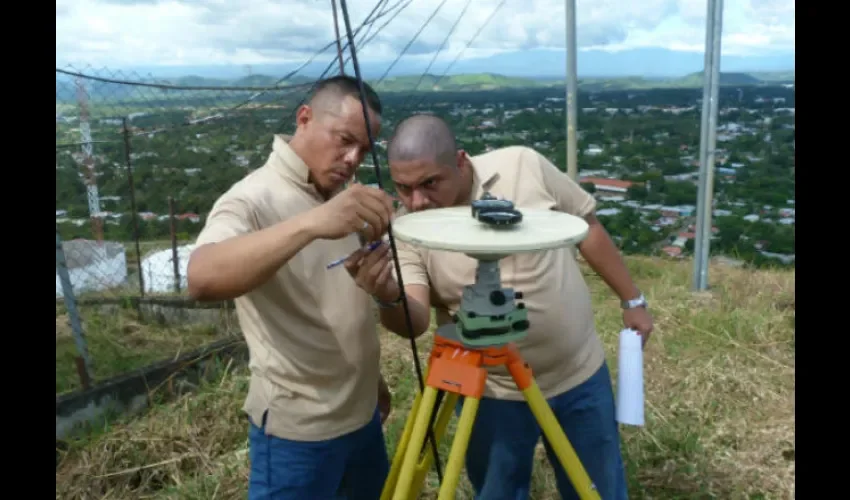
[326,240,383,269]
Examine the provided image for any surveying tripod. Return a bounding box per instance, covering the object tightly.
[381,195,601,500]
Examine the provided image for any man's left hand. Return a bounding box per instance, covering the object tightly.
[623,307,654,348]
[378,375,392,424]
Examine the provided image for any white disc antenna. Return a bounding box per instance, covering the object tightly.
[391,199,589,260]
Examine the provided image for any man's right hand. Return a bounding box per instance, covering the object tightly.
[344,241,400,303]
[305,184,395,242]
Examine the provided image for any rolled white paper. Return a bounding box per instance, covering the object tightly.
[615,328,645,426]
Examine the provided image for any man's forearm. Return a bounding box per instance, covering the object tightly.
[379,294,431,339]
[578,220,641,301]
[187,213,316,301]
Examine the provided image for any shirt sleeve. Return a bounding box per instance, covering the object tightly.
[527,148,597,218]
[194,194,255,247]
[389,205,429,288]
[393,239,429,288]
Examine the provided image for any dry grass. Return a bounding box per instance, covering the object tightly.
[55,256,795,499]
[56,305,224,394]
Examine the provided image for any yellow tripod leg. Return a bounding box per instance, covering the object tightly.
[382,389,458,500]
[436,395,479,500]
[381,385,425,500]
[406,392,458,499]
[391,385,440,500]
[522,380,601,500]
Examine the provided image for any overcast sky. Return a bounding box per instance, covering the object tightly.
[56,0,794,74]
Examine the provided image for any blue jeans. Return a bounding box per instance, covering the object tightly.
[456,362,628,500]
[247,408,390,500]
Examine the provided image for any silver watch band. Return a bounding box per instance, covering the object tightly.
[621,293,647,309]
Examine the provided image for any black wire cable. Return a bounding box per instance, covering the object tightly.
[347,0,389,55]
[399,0,473,107]
[358,0,413,51]
[338,0,444,484]
[375,0,450,84]
[254,0,412,152]
[406,0,507,111]
[57,0,397,150]
[55,67,316,92]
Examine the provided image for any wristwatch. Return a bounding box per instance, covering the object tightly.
[374,291,403,309]
[621,293,647,310]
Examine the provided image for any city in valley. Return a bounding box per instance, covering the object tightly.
[55,71,795,275]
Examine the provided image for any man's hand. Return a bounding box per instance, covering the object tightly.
[378,375,392,424]
[344,241,400,303]
[623,307,654,348]
[305,184,395,242]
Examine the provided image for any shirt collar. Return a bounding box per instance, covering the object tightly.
[270,134,311,187]
[268,134,346,200]
[468,154,501,201]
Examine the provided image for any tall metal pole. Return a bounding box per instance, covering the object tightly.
[565,0,578,180]
[692,0,724,291]
[122,118,146,299]
[75,77,104,243]
[692,0,714,287]
[169,197,182,294]
[56,230,94,389]
[331,0,346,74]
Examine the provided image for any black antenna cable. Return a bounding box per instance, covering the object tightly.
[337,0,444,484]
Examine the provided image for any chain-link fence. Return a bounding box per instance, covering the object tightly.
[53,0,528,393]
[55,65,326,395]
[56,65,319,297]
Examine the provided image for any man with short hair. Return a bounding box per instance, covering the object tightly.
[187,75,395,500]
[345,114,653,500]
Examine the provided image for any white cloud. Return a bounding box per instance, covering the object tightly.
[55,0,795,68]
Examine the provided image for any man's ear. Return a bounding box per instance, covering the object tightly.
[455,149,467,170]
[295,104,313,128]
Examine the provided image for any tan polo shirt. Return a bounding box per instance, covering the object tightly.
[395,146,606,401]
[193,134,380,441]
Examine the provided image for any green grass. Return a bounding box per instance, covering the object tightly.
[56,304,225,394]
[55,256,795,499]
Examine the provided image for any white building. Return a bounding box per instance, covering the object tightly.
[56,239,128,297]
[140,244,196,294]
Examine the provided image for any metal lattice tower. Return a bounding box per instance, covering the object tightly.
[75,77,104,242]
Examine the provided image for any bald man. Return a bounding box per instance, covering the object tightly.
[188,76,395,500]
[345,114,653,500]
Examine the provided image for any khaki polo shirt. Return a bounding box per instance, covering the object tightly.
[193,134,380,441]
[395,146,606,400]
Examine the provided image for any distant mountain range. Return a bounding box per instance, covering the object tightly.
[57,70,794,103]
[370,70,794,92]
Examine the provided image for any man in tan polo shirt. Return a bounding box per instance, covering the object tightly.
[187,76,396,500]
[345,114,654,500]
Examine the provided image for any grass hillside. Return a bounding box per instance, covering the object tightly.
[747,70,795,83]
[373,73,550,92]
[669,71,762,87]
[55,256,795,499]
[369,71,791,92]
